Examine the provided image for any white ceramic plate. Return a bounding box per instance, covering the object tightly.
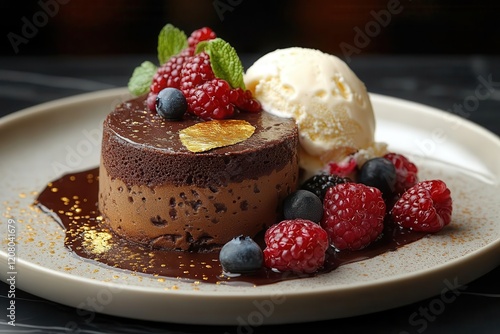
[1,88,499,325]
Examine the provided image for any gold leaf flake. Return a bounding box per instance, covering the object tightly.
[179,120,255,153]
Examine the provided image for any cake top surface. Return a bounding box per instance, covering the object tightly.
[106,96,298,155]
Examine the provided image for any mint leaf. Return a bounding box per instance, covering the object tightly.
[157,24,188,64]
[128,61,157,96]
[194,40,209,55]
[197,38,246,90]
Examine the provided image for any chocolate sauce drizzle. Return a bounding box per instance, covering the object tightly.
[34,168,427,286]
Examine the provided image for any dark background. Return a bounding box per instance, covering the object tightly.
[1,0,499,59]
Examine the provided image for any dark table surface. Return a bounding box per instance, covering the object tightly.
[1,54,499,334]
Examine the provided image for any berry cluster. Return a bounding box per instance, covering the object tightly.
[148,27,261,120]
[219,152,453,275]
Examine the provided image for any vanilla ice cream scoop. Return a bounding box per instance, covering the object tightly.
[244,47,378,176]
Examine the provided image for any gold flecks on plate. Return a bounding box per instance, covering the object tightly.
[82,230,114,254]
[179,119,255,153]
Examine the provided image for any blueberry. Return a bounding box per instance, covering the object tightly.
[155,88,187,120]
[283,189,323,223]
[219,235,263,273]
[357,157,397,198]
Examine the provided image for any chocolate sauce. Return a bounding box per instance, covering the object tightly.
[34,168,427,286]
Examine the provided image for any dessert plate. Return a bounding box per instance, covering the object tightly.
[1,87,499,325]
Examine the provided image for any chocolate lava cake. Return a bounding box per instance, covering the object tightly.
[98,95,299,251]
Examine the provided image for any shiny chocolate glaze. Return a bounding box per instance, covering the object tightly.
[35,168,428,286]
[102,96,298,187]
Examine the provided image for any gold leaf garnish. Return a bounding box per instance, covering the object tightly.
[179,120,255,153]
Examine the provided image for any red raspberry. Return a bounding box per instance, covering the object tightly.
[146,92,158,111]
[391,180,452,233]
[384,152,419,194]
[151,54,190,93]
[179,52,215,94]
[185,78,235,119]
[263,219,329,274]
[147,54,191,111]
[321,183,386,251]
[188,27,217,48]
[177,27,217,57]
[232,88,262,113]
[328,157,357,178]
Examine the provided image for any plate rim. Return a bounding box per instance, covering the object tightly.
[4,233,500,297]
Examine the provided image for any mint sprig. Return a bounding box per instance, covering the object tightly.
[128,25,247,97]
[157,24,188,64]
[128,24,188,96]
[196,38,246,90]
[128,61,157,96]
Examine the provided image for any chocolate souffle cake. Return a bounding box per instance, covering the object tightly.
[98,95,298,251]
[98,25,299,252]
